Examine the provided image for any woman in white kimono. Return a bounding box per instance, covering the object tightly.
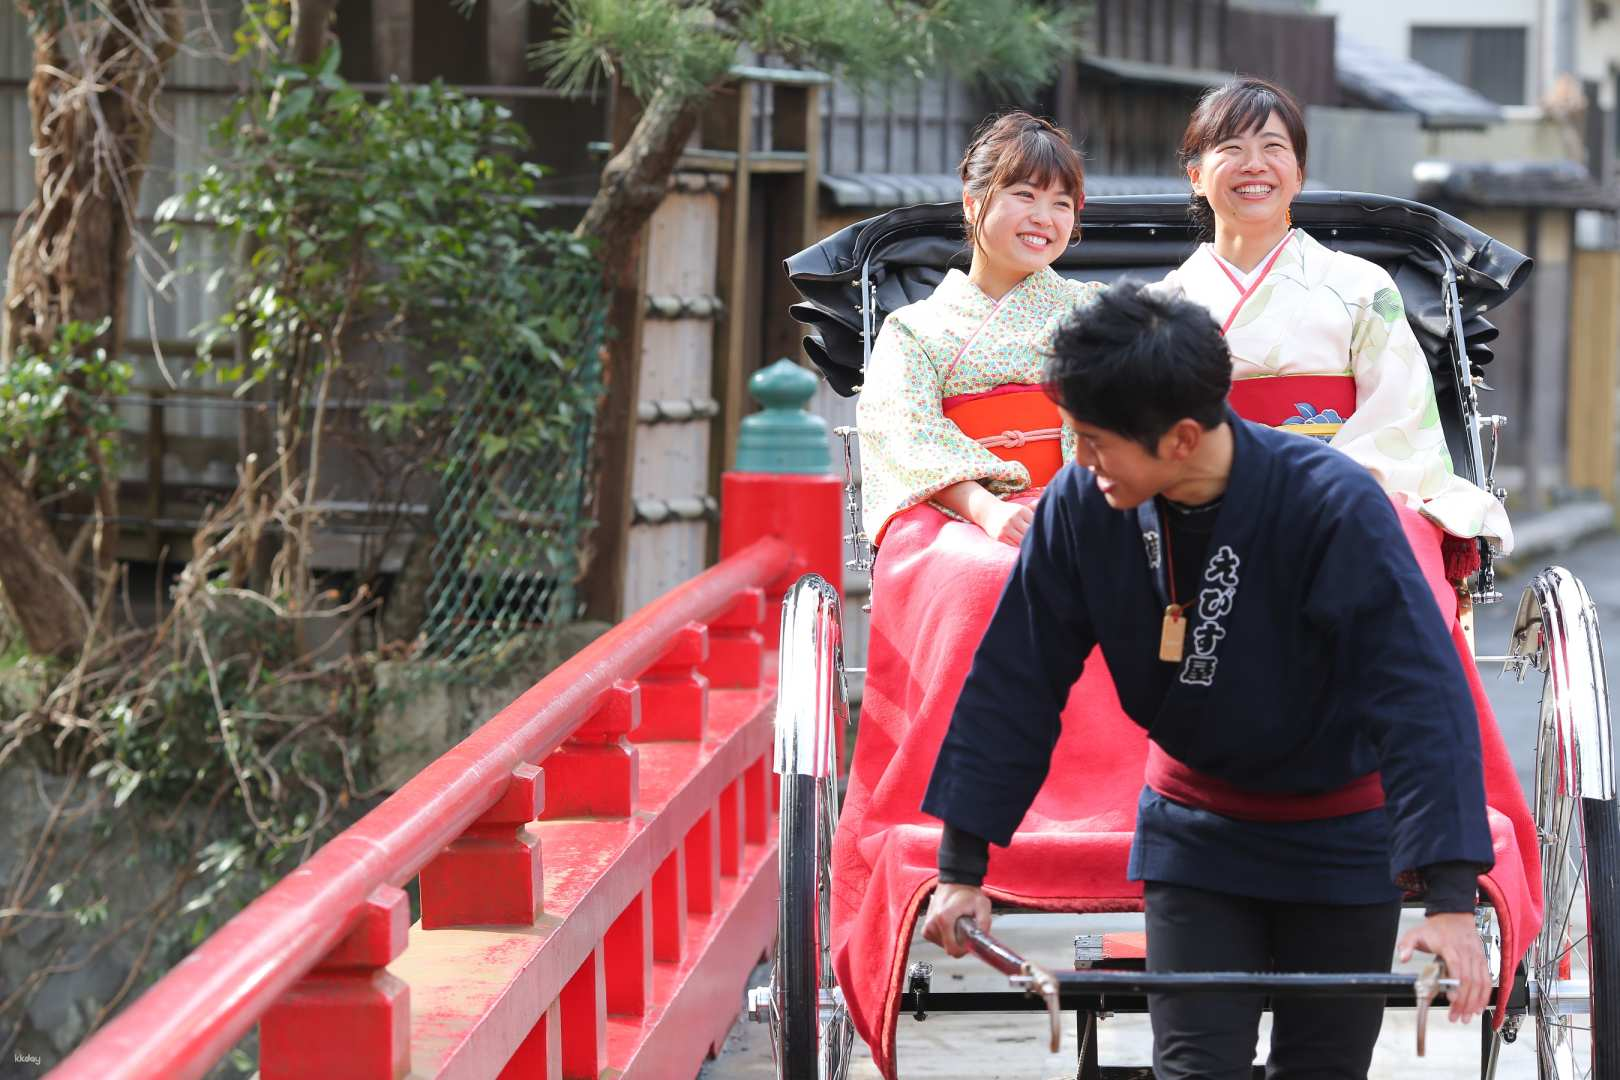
[1158,83,1545,1035]
[1161,77,1512,579]
[855,112,1102,549]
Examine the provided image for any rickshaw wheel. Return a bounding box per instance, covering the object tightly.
[775,771,853,1080]
[1531,792,1620,1079]
[767,574,855,1080]
[1517,569,1619,1079]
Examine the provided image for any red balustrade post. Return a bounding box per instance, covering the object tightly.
[718,777,745,877]
[631,622,709,742]
[744,755,771,845]
[560,946,606,1080]
[539,681,640,819]
[259,885,410,1080]
[419,763,544,928]
[499,1001,560,1080]
[721,359,843,649]
[700,587,766,689]
[684,809,720,916]
[651,846,687,963]
[604,888,653,1017]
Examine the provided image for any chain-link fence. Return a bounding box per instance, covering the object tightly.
[417,247,608,660]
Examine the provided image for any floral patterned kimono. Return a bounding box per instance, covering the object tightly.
[855,266,1104,546]
[1160,227,1514,551]
[840,264,1136,1077]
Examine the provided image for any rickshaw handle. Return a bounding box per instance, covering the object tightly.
[952,916,1451,1056]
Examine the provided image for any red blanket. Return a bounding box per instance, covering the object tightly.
[832,497,1541,1079]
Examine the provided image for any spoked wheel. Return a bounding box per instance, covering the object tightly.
[1511,569,1618,1079]
[763,575,855,1080]
[777,770,853,1079]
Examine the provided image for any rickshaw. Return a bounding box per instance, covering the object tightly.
[751,193,1616,1079]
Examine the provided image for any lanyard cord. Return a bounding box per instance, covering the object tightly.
[1159,497,1180,612]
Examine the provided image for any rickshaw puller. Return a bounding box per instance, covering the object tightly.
[920,282,1494,1080]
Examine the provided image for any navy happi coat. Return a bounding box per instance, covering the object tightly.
[920,412,1495,904]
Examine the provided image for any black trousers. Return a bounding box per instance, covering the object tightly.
[1143,881,1403,1080]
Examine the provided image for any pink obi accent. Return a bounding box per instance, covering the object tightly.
[941,384,1064,487]
[1145,743,1386,822]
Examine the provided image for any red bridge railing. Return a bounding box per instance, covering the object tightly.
[51,462,842,1080]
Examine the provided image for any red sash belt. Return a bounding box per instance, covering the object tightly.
[1145,743,1386,822]
[1228,373,1357,440]
[941,384,1064,488]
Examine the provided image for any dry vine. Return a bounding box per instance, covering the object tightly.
[0,450,388,1061]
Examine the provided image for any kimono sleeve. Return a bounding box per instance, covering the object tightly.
[854,313,1029,545]
[1330,266,1513,548]
[1304,485,1496,878]
[920,483,1097,846]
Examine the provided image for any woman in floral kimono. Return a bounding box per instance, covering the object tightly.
[1159,77,1542,1035]
[855,112,1102,548]
[835,115,1148,1078]
[1162,77,1513,570]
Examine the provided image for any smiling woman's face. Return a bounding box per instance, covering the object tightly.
[964,178,1077,279]
[1188,109,1303,233]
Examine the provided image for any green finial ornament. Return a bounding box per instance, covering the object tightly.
[734,358,831,475]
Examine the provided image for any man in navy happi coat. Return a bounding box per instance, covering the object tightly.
[920,282,1494,1079]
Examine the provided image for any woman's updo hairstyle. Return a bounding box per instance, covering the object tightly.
[1179,77,1308,239]
[958,111,1086,254]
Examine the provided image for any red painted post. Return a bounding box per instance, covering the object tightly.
[717,778,744,877]
[651,846,687,963]
[684,809,720,916]
[744,755,770,845]
[259,885,410,1080]
[719,474,842,650]
[721,359,843,649]
[419,763,544,928]
[560,946,606,1080]
[700,587,766,689]
[632,622,709,742]
[603,889,653,1017]
[539,681,640,819]
[499,1001,560,1080]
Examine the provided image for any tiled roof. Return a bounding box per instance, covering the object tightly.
[820,173,1191,210]
[1414,159,1620,210]
[1337,34,1503,129]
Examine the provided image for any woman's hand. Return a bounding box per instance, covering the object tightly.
[933,481,1034,547]
[979,499,1034,546]
[922,884,992,957]
[1398,912,1491,1022]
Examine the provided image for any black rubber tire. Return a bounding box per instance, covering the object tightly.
[777,772,821,1080]
[1583,796,1620,1079]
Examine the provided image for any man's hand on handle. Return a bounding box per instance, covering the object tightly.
[1399,912,1490,1022]
[922,883,992,957]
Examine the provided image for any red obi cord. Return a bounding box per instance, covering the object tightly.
[1228,374,1357,431]
[1145,743,1386,822]
[942,384,1064,488]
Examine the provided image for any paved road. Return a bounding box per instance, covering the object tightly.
[704,531,1620,1080]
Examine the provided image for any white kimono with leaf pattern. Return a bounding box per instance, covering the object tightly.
[1160,228,1513,550]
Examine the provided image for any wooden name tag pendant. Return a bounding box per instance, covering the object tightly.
[1159,605,1186,663]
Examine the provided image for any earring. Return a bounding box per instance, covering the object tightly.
[1286,206,1293,228]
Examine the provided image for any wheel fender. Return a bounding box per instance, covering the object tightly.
[1513,567,1615,801]
[774,573,848,779]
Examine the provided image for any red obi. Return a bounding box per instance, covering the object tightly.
[941,384,1064,487]
[1145,743,1386,822]
[1228,373,1357,440]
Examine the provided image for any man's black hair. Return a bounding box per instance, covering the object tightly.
[1045,280,1232,451]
